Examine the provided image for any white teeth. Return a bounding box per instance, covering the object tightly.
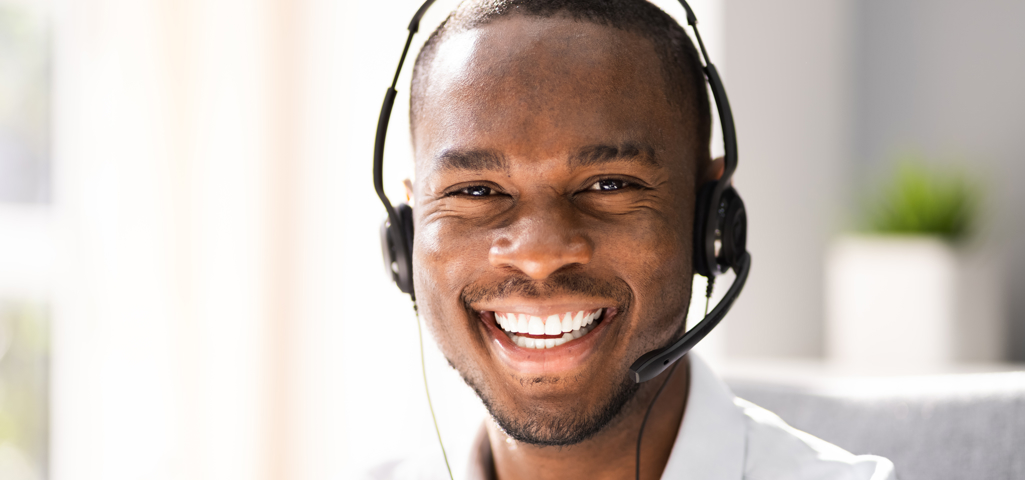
[545,315,562,335]
[528,316,545,335]
[507,323,596,349]
[496,309,607,349]
[561,312,573,332]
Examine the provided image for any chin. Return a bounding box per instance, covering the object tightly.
[460,359,641,447]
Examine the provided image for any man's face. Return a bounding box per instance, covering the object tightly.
[412,15,701,445]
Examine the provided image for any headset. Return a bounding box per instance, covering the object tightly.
[374,0,750,477]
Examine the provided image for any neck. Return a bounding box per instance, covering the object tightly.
[486,356,691,480]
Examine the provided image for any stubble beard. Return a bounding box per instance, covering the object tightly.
[455,365,641,447]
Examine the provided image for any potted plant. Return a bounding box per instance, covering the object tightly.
[825,159,1001,372]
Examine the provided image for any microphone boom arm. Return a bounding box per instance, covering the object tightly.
[629,252,751,383]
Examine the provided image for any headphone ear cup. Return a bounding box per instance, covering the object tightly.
[380,217,396,280]
[694,182,749,277]
[379,203,416,295]
[692,182,717,278]
[399,203,415,263]
[717,187,747,271]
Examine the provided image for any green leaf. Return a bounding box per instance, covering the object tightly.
[862,157,979,241]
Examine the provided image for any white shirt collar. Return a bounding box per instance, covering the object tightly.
[463,354,746,480]
[660,354,746,480]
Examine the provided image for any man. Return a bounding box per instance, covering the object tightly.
[373,1,897,479]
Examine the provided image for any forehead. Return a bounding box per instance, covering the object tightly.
[414,14,681,167]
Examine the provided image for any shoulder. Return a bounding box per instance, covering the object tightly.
[735,398,897,480]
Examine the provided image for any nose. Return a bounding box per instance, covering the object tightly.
[488,200,594,280]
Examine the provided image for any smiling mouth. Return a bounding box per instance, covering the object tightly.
[493,309,604,349]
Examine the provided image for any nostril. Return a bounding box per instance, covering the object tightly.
[489,234,593,280]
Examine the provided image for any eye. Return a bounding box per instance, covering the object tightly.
[588,178,629,191]
[453,185,495,197]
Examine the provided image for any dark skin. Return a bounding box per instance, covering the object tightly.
[410,15,723,480]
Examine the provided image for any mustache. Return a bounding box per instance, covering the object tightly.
[462,270,633,310]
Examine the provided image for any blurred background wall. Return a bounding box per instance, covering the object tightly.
[0,0,1020,479]
[851,0,1025,360]
[724,0,1025,361]
[723,0,853,359]
[51,0,311,479]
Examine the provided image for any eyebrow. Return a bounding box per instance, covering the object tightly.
[433,142,660,173]
[570,142,661,169]
[435,148,509,172]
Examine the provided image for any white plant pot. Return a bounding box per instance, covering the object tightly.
[825,235,1004,372]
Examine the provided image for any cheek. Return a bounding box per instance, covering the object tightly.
[605,203,689,265]
[412,219,491,349]
[415,219,488,292]
[601,209,692,317]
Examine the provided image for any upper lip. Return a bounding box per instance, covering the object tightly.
[472,298,616,317]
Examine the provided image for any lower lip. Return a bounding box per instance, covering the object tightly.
[480,309,616,375]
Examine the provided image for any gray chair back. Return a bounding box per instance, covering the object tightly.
[728,372,1025,480]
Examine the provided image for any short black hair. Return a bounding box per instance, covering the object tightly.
[409,0,711,159]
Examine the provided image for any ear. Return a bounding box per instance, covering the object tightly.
[403,178,415,206]
[702,156,726,184]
